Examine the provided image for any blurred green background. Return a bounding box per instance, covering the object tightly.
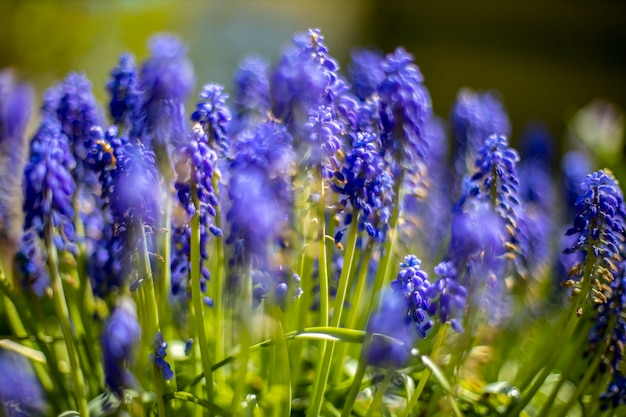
[1,0,625,155]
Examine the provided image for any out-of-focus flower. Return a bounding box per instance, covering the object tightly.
[0,348,48,416]
[14,229,49,296]
[0,70,33,265]
[450,88,510,175]
[348,49,385,101]
[365,288,417,368]
[378,47,432,171]
[270,28,347,143]
[101,298,141,394]
[230,55,270,135]
[107,53,140,130]
[134,34,195,170]
[226,121,296,306]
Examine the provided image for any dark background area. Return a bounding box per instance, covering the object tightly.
[1,0,625,160]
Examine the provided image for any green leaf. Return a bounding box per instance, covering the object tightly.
[421,355,451,393]
[163,391,232,416]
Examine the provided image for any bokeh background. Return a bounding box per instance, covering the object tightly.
[1,0,625,162]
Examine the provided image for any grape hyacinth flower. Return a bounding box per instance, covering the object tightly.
[587,264,626,409]
[446,201,509,324]
[134,34,195,174]
[366,255,434,367]
[48,72,102,189]
[427,261,468,333]
[564,170,626,303]
[0,70,33,268]
[226,121,296,303]
[0,349,48,416]
[230,55,271,135]
[378,47,432,173]
[331,132,393,242]
[463,134,523,262]
[365,288,418,368]
[191,83,231,157]
[107,53,140,130]
[152,332,174,380]
[171,124,222,300]
[270,28,347,142]
[562,150,593,217]
[106,139,161,289]
[14,230,49,296]
[450,88,510,175]
[23,116,77,253]
[101,298,141,395]
[348,49,385,101]
[303,105,342,178]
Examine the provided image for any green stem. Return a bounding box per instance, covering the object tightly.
[136,224,167,416]
[306,211,360,417]
[211,170,226,386]
[365,368,394,417]
[191,184,214,405]
[505,297,588,417]
[230,261,252,415]
[44,221,89,417]
[331,241,374,384]
[552,330,611,417]
[535,320,592,417]
[402,324,448,417]
[159,192,172,331]
[367,171,404,315]
[339,341,369,417]
[154,362,168,417]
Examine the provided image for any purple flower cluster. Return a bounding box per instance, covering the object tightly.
[14,230,49,296]
[270,28,346,141]
[428,262,468,333]
[0,348,48,416]
[562,170,626,408]
[23,115,77,252]
[0,70,33,258]
[191,83,231,157]
[464,134,522,260]
[107,53,140,130]
[46,72,102,190]
[378,48,432,169]
[564,170,625,286]
[226,121,299,306]
[303,105,342,178]
[450,88,510,174]
[366,255,436,367]
[134,34,195,158]
[230,56,270,135]
[171,124,222,300]
[331,132,393,242]
[152,332,174,380]
[101,298,141,394]
[348,49,385,102]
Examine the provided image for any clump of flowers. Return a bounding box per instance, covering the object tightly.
[5,26,626,417]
